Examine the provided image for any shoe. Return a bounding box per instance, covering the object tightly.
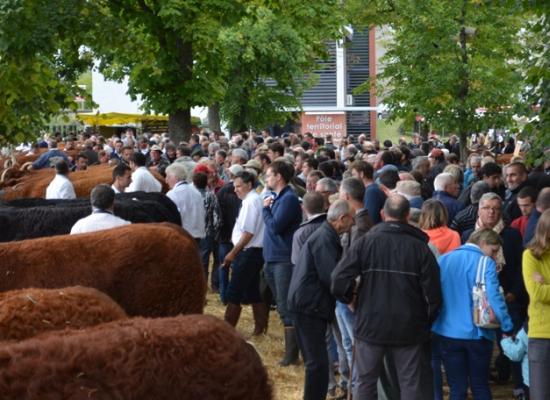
[223,303,242,327]
[251,303,268,335]
[279,326,300,366]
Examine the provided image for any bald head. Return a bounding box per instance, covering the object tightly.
[383,194,410,222]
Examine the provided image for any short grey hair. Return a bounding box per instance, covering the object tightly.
[470,181,490,204]
[479,192,502,207]
[208,142,220,153]
[231,148,249,162]
[434,173,455,192]
[316,177,338,194]
[327,199,351,222]
[165,163,187,181]
[396,180,421,197]
[340,177,365,202]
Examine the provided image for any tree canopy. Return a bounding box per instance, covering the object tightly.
[0,0,345,144]
[352,0,525,160]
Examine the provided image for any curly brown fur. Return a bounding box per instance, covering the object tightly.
[0,286,126,342]
[0,223,205,317]
[0,164,166,200]
[0,315,272,400]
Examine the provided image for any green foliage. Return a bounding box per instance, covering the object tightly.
[0,0,97,144]
[350,0,525,160]
[519,3,550,166]
[218,1,344,132]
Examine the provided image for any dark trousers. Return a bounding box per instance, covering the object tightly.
[199,235,219,289]
[225,247,263,305]
[439,335,493,400]
[218,242,233,304]
[354,338,424,400]
[529,338,550,400]
[293,313,329,400]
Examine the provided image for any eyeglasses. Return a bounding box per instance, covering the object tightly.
[480,207,501,212]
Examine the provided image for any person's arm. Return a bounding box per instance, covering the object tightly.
[314,239,341,290]
[331,238,364,304]
[262,192,300,235]
[523,250,550,304]
[419,247,442,323]
[484,256,514,333]
[223,232,253,267]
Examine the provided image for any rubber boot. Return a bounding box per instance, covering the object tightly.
[251,303,268,335]
[279,326,300,366]
[224,303,242,328]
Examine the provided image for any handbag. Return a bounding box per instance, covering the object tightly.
[472,255,501,329]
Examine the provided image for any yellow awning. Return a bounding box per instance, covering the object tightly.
[77,112,168,126]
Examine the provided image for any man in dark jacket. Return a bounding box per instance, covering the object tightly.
[288,200,356,400]
[263,159,303,366]
[291,192,326,265]
[331,194,442,400]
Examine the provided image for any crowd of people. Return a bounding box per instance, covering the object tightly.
[22,128,550,400]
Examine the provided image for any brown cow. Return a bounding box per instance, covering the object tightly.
[0,286,126,342]
[0,223,205,317]
[0,315,273,400]
[0,164,167,199]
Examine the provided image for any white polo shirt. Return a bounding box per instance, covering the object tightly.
[70,211,131,234]
[45,174,76,200]
[166,181,206,239]
[232,190,264,248]
[126,167,161,193]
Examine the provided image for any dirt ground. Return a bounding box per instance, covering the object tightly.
[205,291,516,399]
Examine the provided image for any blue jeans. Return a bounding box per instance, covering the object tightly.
[263,261,293,327]
[225,248,263,305]
[218,242,233,304]
[439,335,493,400]
[431,334,443,400]
[335,301,355,389]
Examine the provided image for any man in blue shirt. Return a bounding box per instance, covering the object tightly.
[262,159,303,366]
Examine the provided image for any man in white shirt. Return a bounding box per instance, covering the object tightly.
[70,184,131,234]
[45,160,76,199]
[165,163,206,241]
[111,163,132,194]
[221,171,267,335]
[126,152,162,193]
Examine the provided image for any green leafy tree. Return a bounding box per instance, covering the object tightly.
[0,0,96,144]
[218,2,344,132]
[519,1,550,166]
[351,0,524,160]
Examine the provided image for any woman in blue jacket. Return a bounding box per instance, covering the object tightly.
[432,229,513,400]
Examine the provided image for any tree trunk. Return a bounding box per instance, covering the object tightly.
[208,103,222,133]
[168,37,193,143]
[457,0,470,164]
[168,108,192,144]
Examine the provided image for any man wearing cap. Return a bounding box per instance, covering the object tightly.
[32,139,70,170]
[146,144,170,177]
[70,184,131,234]
[45,160,76,199]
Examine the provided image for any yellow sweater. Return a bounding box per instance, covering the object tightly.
[523,249,550,339]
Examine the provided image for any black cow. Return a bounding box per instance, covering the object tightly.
[0,192,181,242]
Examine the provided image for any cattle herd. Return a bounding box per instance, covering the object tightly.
[0,147,272,399]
